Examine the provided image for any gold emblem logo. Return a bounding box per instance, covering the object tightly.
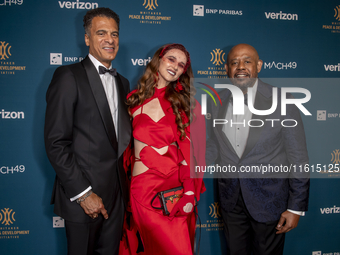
[0,208,16,225]
[209,202,221,219]
[0,41,12,60]
[143,0,158,10]
[334,5,340,21]
[210,48,225,66]
[331,149,340,164]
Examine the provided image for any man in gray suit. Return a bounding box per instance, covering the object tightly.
[45,8,131,255]
[206,44,309,255]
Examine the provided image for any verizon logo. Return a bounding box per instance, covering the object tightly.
[265,11,298,20]
[58,0,98,9]
[324,64,340,71]
[131,57,151,66]
[320,205,340,214]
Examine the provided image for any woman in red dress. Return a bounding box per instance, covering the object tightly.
[122,44,206,255]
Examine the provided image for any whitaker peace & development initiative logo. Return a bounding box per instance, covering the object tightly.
[196,48,227,79]
[211,49,225,66]
[322,5,340,33]
[143,0,157,10]
[0,41,26,75]
[0,41,11,60]
[209,202,222,219]
[0,208,30,239]
[331,149,340,165]
[334,5,340,21]
[128,0,171,25]
[0,208,15,226]
[314,149,340,177]
[196,201,223,232]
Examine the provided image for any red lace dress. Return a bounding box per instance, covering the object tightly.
[130,86,193,255]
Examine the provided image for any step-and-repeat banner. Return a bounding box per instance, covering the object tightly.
[1,0,340,254]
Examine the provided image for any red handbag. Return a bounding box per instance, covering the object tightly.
[151,186,183,215]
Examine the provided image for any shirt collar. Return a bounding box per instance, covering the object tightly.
[88,54,112,74]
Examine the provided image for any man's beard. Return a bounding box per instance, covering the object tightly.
[230,78,256,92]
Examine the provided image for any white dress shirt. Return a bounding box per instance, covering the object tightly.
[222,81,257,158]
[88,54,118,137]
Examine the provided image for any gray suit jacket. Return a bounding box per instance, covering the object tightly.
[206,80,310,222]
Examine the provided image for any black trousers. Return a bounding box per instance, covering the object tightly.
[65,193,124,255]
[221,192,285,255]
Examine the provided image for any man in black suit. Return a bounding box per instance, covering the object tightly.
[206,44,309,255]
[44,8,131,255]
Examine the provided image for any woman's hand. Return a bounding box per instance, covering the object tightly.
[169,193,194,217]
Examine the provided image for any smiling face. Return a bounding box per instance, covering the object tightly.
[225,44,263,93]
[157,49,187,88]
[85,16,119,68]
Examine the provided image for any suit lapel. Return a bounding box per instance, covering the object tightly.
[241,80,272,160]
[215,90,238,158]
[115,75,131,157]
[82,56,118,152]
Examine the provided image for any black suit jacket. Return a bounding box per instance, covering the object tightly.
[206,80,310,222]
[45,56,131,223]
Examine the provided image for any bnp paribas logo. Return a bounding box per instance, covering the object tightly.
[331,149,340,164]
[209,202,221,219]
[143,0,158,10]
[0,208,16,225]
[334,5,340,21]
[0,41,12,60]
[210,48,225,66]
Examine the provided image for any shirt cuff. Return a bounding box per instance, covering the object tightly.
[287,209,305,216]
[70,186,92,202]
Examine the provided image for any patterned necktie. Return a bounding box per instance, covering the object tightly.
[99,66,117,76]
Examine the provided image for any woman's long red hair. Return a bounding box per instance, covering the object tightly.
[127,44,196,140]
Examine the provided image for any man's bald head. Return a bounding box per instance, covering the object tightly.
[227,44,260,63]
[225,44,263,92]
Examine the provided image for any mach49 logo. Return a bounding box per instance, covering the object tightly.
[264,61,297,70]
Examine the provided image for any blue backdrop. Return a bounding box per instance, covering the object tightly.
[1,0,340,254]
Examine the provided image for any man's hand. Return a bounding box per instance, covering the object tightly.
[276,210,300,234]
[79,192,108,220]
